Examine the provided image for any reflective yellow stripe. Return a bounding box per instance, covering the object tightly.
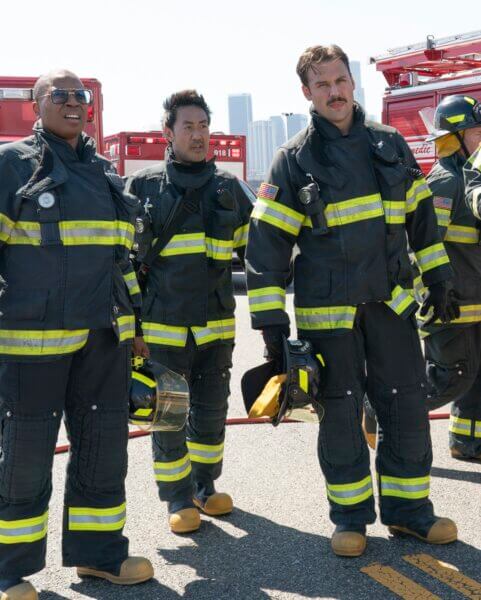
[295,306,356,331]
[187,441,224,464]
[326,475,373,506]
[383,200,405,224]
[406,178,431,214]
[415,243,450,273]
[59,220,134,248]
[476,420,481,438]
[132,371,156,388]
[248,286,286,312]
[0,511,48,544]
[233,224,249,248]
[205,237,233,261]
[304,194,384,229]
[134,408,153,417]
[252,198,304,236]
[435,207,451,229]
[316,353,326,367]
[142,322,188,347]
[68,503,126,531]
[385,285,417,317]
[380,475,430,499]
[450,415,472,436]
[299,369,308,393]
[446,114,465,124]
[123,270,141,296]
[0,329,89,356]
[159,233,206,257]
[154,454,192,482]
[444,224,479,244]
[0,212,15,242]
[8,220,41,245]
[191,318,235,345]
[117,315,135,342]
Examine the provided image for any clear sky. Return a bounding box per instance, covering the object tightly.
[3,0,477,135]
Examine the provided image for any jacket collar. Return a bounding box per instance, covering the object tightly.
[165,145,216,190]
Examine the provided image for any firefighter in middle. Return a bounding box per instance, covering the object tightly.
[126,90,253,534]
[246,44,459,557]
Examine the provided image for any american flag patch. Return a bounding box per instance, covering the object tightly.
[433,196,452,210]
[258,182,279,201]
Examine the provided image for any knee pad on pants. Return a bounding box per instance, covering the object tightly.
[0,409,60,503]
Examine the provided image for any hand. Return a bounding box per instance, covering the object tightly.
[420,283,460,326]
[261,324,290,362]
[132,336,150,358]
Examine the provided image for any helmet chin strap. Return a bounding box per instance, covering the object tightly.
[455,131,470,158]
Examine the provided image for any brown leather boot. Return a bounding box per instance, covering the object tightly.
[451,447,481,461]
[77,556,154,585]
[0,582,37,600]
[193,492,233,516]
[389,517,457,544]
[331,528,367,557]
[169,507,201,533]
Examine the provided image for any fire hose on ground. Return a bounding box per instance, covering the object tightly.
[54,412,450,455]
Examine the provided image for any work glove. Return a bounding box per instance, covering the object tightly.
[420,282,460,326]
[261,324,290,364]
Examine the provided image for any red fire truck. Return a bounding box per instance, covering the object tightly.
[0,76,104,151]
[103,131,247,179]
[373,30,481,174]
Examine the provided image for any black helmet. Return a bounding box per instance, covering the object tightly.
[427,95,481,141]
[130,357,189,431]
[241,337,325,426]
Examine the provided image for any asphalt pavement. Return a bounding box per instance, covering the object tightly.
[34,278,481,599]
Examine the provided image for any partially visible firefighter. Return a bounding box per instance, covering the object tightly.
[424,94,481,461]
[126,90,253,534]
[245,44,459,558]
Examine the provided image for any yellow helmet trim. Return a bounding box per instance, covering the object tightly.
[132,371,156,388]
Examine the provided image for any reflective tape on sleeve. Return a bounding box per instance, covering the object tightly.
[475,421,481,438]
[191,318,235,346]
[233,224,249,248]
[68,503,126,531]
[326,475,373,506]
[406,179,431,214]
[0,329,89,356]
[117,315,135,342]
[445,224,480,244]
[415,243,450,273]
[248,287,286,312]
[0,510,48,544]
[383,200,406,225]
[252,198,304,236]
[295,306,356,331]
[187,441,224,464]
[160,233,206,257]
[435,207,451,229]
[380,474,430,499]
[385,286,417,317]
[7,221,41,245]
[154,454,192,482]
[123,270,141,296]
[0,213,15,243]
[205,237,233,261]
[142,323,188,347]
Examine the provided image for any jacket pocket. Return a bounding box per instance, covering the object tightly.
[0,289,48,322]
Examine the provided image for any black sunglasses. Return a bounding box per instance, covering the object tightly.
[40,88,93,105]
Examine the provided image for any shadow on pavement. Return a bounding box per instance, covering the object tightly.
[431,465,481,484]
[69,577,181,599]
[39,594,72,600]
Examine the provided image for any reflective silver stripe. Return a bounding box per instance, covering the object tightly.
[0,332,88,348]
[0,522,46,537]
[327,480,372,499]
[142,327,187,341]
[445,226,479,243]
[164,238,204,250]
[192,320,235,345]
[330,200,381,219]
[385,286,416,316]
[295,307,356,330]
[9,223,41,243]
[249,294,283,306]
[69,510,126,525]
[117,318,134,335]
[381,482,429,493]
[154,464,190,476]
[252,198,304,235]
[205,238,233,260]
[188,448,223,460]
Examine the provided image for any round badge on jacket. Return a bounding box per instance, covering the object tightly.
[38,192,55,209]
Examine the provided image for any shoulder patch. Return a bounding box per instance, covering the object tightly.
[258,182,279,201]
[433,196,453,211]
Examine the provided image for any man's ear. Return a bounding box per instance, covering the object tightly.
[164,126,174,142]
[33,101,40,117]
[302,85,312,102]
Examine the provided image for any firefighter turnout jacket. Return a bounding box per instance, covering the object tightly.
[246,106,452,335]
[0,123,139,359]
[126,150,253,349]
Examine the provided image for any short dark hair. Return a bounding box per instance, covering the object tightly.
[162,89,211,129]
[296,45,352,86]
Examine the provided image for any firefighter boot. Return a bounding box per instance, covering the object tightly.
[193,482,233,516]
[389,517,458,544]
[169,508,201,533]
[331,525,367,557]
[0,581,37,600]
[451,447,481,461]
[77,556,154,585]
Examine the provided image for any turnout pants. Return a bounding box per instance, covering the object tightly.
[0,329,130,578]
[149,336,233,510]
[306,303,434,530]
[425,323,481,457]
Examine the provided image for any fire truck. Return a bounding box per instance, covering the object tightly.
[0,76,104,151]
[372,30,481,174]
[103,131,247,179]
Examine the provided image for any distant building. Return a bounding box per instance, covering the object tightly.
[350,61,366,108]
[269,115,286,151]
[248,120,274,181]
[286,113,308,139]
[228,94,253,136]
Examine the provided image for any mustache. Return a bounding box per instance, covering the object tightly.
[327,96,346,106]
